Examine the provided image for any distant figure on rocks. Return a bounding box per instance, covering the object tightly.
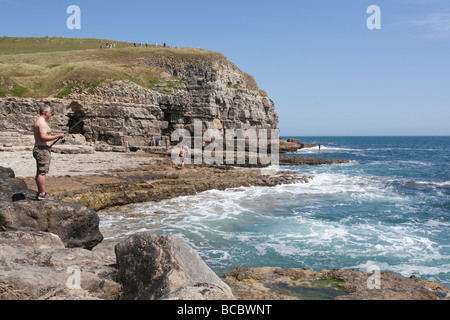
[179,147,185,169]
[166,137,170,151]
[318,144,321,152]
[183,145,190,160]
[32,104,65,201]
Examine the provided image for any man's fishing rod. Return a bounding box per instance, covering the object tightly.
[50,112,90,148]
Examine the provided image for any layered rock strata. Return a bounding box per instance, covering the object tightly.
[0,54,278,148]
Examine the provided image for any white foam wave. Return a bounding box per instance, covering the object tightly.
[377,176,450,190]
[294,145,362,154]
[97,165,448,284]
[414,180,450,187]
[351,260,450,283]
[369,160,433,167]
[269,172,409,204]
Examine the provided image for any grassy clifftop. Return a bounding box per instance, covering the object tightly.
[0,37,228,98]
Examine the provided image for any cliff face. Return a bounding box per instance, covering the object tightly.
[0,53,278,147]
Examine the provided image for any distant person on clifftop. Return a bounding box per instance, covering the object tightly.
[32,104,65,200]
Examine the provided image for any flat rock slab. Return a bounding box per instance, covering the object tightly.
[222,267,450,300]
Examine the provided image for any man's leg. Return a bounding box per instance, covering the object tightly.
[33,147,53,199]
[35,173,46,195]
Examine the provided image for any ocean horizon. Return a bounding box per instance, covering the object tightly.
[98,136,450,286]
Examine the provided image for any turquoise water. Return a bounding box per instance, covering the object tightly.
[99,136,450,285]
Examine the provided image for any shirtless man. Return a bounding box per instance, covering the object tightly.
[33,104,65,200]
[178,146,185,169]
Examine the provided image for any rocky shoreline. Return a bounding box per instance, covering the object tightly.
[0,143,349,211]
[223,267,450,300]
[1,150,449,300]
[15,152,314,212]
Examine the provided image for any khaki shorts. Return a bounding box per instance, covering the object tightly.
[33,145,51,175]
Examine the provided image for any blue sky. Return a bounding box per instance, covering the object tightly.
[1,0,449,136]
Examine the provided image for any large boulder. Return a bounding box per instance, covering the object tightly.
[0,200,103,250]
[115,233,235,300]
[0,166,103,250]
[0,166,36,201]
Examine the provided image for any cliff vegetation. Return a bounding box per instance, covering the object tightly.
[0,37,258,99]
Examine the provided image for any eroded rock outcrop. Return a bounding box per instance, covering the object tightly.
[279,138,316,153]
[279,155,351,166]
[115,233,235,300]
[0,166,103,250]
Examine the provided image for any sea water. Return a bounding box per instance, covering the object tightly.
[98,136,450,285]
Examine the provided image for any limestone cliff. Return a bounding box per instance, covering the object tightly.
[0,49,278,147]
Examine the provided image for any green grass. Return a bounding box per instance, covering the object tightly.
[10,86,29,97]
[227,83,241,89]
[56,82,79,98]
[0,87,7,97]
[0,36,238,98]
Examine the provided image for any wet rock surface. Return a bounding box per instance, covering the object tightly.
[223,267,450,300]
